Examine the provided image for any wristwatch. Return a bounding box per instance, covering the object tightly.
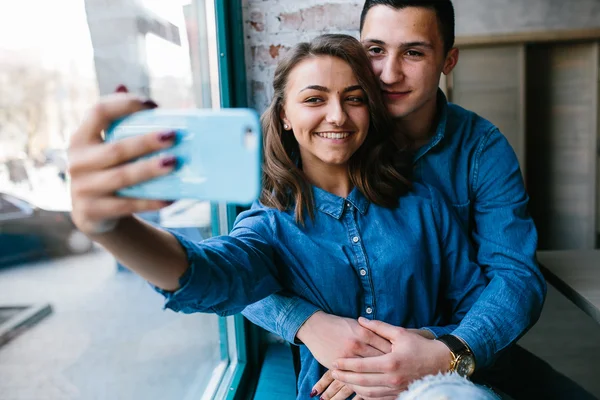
[435,334,476,377]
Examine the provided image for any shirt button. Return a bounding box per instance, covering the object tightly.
[366,307,373,314]
[359,269,367,276]
[346,202,351,208]
[352,236,360,243]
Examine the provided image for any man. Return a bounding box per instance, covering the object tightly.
[242,1,559,398]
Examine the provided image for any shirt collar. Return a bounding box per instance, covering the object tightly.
[414,89,449,163]
[312,185,369,219]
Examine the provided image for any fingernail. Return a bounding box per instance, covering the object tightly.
[142,99,159,109]
[160,156,178,168]
[158,131,177,142]
[115,84,128,93]
[163,201,175,207]
[310,389,318,398]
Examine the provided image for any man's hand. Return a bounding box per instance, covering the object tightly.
[331,318,452,398]
[310,329,434,398]
[296,311,392,369]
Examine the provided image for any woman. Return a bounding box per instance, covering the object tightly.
[68,34,488,399]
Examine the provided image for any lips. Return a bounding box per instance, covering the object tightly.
[383,90,411,99]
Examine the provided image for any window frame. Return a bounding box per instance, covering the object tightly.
[209,1,262,399]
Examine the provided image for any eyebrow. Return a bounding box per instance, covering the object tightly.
[362,38,434,50]
[299,84,363,94]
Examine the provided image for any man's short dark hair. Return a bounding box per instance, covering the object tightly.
[360,0,455,54]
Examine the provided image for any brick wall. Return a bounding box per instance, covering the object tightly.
[242,0,600,112]
[242,0,363,112]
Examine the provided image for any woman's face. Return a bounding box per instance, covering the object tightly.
[281,55,370,170]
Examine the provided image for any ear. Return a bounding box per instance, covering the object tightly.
[279,107,291,130]
[442,47,459,75]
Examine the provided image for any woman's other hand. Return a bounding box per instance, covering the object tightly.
[296,311,392,370]
[311,370,363,399]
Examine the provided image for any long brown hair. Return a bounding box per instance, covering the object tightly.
[259,34,412,223]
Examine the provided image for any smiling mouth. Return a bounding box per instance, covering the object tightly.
[384,90,411,96]
[315,131,353,139]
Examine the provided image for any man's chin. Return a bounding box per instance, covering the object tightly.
[386,104,413,119]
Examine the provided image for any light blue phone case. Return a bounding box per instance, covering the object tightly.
[105,108,262,205]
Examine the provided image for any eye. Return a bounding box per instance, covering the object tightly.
[304,97,323,104]
[347,96,365,104]
[405,50,424,57]
[368,46,384,56]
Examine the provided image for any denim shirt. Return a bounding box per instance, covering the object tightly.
[155,183,487,399]
[242,91,546,370]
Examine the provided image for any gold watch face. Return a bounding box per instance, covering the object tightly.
[455,354,476,377]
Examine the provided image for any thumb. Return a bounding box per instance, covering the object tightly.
[358,317,404,342]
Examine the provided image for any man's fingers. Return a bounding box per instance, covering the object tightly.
[358,317,405,343]
[334,353,398,374]
[346,383,404,398]
[70,94,150,148]
[358,397,396,400]
[333,369,390,387]
[359,396,396,400]
[363,329,393,354]
[355,344,386,358]
[312,370,335,397]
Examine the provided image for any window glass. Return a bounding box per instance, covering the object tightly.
[0,1,234,398]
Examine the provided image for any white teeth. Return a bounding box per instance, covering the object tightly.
[317,132,351,139]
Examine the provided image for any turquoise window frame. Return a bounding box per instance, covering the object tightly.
[210,1,263,399]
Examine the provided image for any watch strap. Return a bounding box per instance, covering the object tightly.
[435,334,472,357]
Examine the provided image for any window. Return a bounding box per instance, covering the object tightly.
[0,1,251,398]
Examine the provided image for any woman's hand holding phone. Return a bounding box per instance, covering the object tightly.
[67,92,176,236]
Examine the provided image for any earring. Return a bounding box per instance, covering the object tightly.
[283,123,290,130]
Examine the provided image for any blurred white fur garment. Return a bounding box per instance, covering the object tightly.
[397,373,500,400]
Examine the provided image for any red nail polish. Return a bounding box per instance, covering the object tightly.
[159,131,177,142]
[160,156,178,168]
[115,84,128,93]
[310,389,318,397]
[142,99,159,109]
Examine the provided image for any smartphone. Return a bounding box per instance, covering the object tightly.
[104,108,262,205]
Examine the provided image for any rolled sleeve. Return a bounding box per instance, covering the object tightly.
[243,294,321,344]
[451,324,494,368]
[150,252,196,312]
[421,323,488,367]
[278,297,321,344]
[151,224,282,316]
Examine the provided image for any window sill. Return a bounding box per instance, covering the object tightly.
[253,343,296,399]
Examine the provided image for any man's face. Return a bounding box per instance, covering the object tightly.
[360,5,454,119]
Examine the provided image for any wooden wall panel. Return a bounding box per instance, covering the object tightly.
[526,42,598,250]
[450,45,526,172]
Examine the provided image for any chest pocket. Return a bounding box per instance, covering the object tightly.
[450,200,471,234]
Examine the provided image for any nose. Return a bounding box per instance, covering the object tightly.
[325,99,347,127]
[379,55,404,86]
